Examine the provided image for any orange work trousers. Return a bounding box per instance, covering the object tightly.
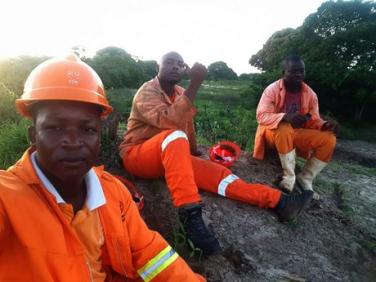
[123,130,281,208]
[264,122,336,161]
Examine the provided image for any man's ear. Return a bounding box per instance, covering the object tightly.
[28,126,36,145]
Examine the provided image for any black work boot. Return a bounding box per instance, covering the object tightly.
[274,190,313,222]
[178,204,222,255]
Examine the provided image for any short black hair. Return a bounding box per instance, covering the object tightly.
[282,54,303,70]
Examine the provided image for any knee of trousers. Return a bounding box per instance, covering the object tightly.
[274,123,294,140]
[316,131,336,150]
[272,123,294,153]
[325,133,337,151]
[161,130,189,152]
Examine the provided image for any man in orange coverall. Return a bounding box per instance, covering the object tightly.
[119,51,314,255]
[253,55,338,199]
[0,55,205,282]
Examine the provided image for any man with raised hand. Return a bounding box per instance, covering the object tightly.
[254,55,338,199]
[120,51,313,256]
[0,54,205,282]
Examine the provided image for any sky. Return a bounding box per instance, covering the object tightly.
[1,0,327,74]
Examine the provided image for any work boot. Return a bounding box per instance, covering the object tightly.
[278,149,296,192]
[178,204,222,255]
[274,190,313,222]
[297,157,327,200]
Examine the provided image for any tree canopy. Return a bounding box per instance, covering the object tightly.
[0,47,158,96]
[249,0,376,122]
[85,46,149,89]
[208,61,238,80]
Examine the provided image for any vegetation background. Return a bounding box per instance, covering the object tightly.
[0,0,375,169]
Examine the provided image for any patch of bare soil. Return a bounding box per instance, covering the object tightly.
[104,139,376,282]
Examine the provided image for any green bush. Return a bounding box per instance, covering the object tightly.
[0,119,30,169]
[0,83,20,125]
[107,87,137,116]
[195,105,256,151]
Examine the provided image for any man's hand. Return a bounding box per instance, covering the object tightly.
[184,62,207,102]
[187,63,207,86]
[283,113,308,128]
[322,120,339,136]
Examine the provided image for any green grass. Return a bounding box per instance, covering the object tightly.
[313,178,355,220]
[0,83,20,125]
[0,119,30,169]
[328,161,376,177]
[172,218,203,260]
[1,79,375,171]
[106,81,376,153]
[192,80,258,151]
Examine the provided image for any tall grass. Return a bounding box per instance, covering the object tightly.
[194,80,258,151]
[0,119,30,169]
[0,83,20,124]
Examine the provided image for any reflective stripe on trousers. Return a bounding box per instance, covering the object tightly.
[217,174,239,197]
[161,130,188,152]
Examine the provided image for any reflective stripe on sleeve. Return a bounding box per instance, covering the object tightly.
[161,130,188,152]
[137,245,179,282]
[218,174,239,197]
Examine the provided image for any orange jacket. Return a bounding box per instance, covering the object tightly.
[253,79,326,160]
[0,149,204,282]
[119,77,197,158]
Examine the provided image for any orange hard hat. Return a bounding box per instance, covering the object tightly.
[16,54,113,119]
[209,141,241,167]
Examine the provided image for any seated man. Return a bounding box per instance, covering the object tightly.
[253,55,338,198]
[119,51,313,255]
[0,55,204,282]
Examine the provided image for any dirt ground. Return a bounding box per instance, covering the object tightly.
[105,139,376,282]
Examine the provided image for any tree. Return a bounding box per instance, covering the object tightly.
[0,56,48,96]
[249,0,376,122]
[87,46,147,89]
[137,60,158,79]
[249,28,301,71]
[207,61,238,80]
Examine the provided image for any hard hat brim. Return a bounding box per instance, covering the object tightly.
[16,87,113,119]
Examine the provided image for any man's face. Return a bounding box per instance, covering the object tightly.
[29,101,101,182]
[283,60,306,87]
[158,52,186,83]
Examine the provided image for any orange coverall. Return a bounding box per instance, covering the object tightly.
[0,149,204,282]
[119,78,281,208]
[253,79,336,162]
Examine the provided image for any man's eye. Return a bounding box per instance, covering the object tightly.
[47,126,61,130]
[85,127,97,133]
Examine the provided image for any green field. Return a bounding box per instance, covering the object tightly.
[1,79,376,169]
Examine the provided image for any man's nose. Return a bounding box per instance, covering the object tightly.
[62,130,83,147]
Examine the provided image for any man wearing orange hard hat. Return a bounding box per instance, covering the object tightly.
[119,51,314,256]
[0,54,205,282]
